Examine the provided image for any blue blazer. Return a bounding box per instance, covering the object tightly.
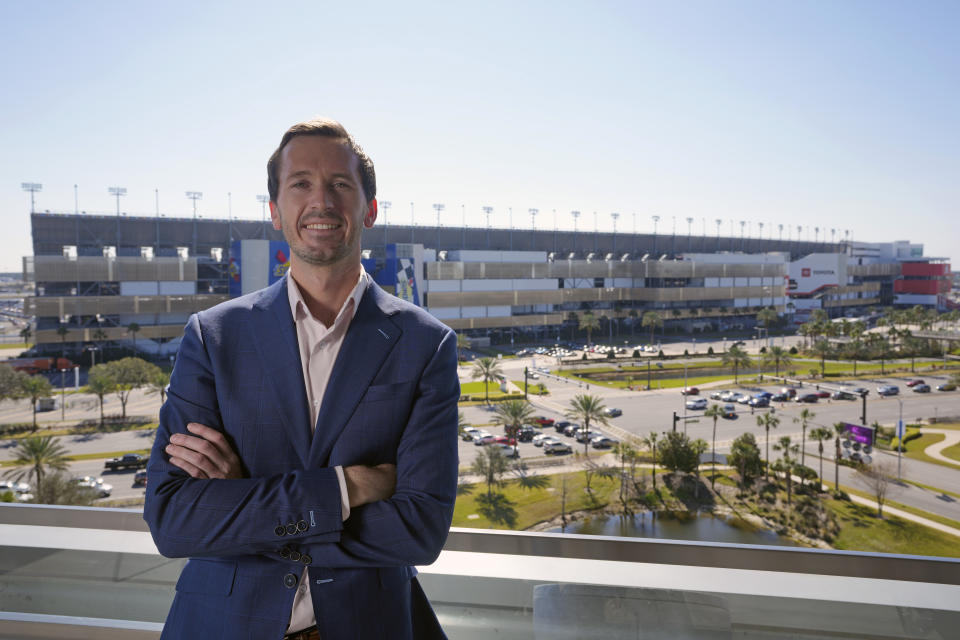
[144,276,459,640]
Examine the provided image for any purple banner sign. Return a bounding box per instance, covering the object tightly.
[843,423,874,445]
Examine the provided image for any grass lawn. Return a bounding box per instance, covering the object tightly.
[941,441,960,463]
[827,499,960,558]
[0,421,157,442]
[453,471,618,530]
[551,369,735,390]
[901,432,949,467]
[460,381,501,394]
[821,479,960,533]
[0,447,152,467]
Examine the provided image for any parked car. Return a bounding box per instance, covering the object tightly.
[575,429,603,443]
[719,390,738,401]
[133,470,148,487]
[936,383,957,392]
[770,392,790,402]
[544,441,573,455]
[554,420,573,433]
[686,398,708,410]
[748,397,769,408]
[832,390,856,400]
[491,443,519,457]
[604,407,623,418]
[780,387,798,398]
[754,391,773,400]
[815,390,831,398]
[735,394,752,405]
[517,426,539,442]
[906,379,925,387]
[473,432,494,446]
[563,424,581,437]
[796,393,819,403]
[680,387,699,396]
[912,384,931,393]
[591,436,619,449]
[462,427,481,441]
[493,435,517,446]
[533,434,559,447]
[103,453,148,472]
[721,403,737,418]
[74,476,113,498]
[877,385,900,396]
[850,387,869,396]
[709,391,724,400]
[532,416,555,427]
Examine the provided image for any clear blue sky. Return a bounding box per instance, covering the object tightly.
[2,0,957,272]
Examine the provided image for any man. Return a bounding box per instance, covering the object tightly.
[144,118,459,639]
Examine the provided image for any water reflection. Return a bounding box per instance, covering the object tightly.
[550,511,797,546]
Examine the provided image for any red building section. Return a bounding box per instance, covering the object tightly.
[894,261,952,298]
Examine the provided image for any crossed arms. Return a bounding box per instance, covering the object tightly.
[143,311,460,568]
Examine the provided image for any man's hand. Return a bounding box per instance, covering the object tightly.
[343,464,396,508]
[165,423,244,480]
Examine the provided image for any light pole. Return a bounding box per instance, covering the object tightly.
[432,203,445,250]
[381,200,391,249]
[108,186,126,215]
[185,191,202,218]
[482,206,493,248]
[896,397,904,481]
[715,218,722,250]
[60,368,67,421]
[610,212,619,254]
[529,208,538,232]
[571,210,580,253]
[652,215,660,256]
[686,216,693,252]
[21,182,42,213]
[409,202,415,243]
[256,194,269,223]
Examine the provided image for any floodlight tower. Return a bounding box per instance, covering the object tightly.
[686,216,693,252]
[410,202,415,243]
[483,206,494,249]
[652,214,660,256]
[432,203,445,250]
[715,218,722,248]
[610,212,619,254]
[778,223,784,242]
[739,220,746,251]
[108,186,127,216]
[21,182,42,213]
[185,191,203,219]
[381,200,391,248]
[256,195,269,239]
[529,208,539,232]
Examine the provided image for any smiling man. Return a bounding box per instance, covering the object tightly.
[144,118,459,640]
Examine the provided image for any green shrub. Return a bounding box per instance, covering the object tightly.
[707,346,714,355]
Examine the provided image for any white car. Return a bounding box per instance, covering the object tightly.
[74,476,113,498]
[685,398,708,410]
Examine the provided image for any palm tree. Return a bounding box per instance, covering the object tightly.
[579,311,600,347]
[760,345,792,378]
[19,325,32,345]
[456,333,470,363]
[641,311,663,345]
[127,322,142,354]
[492,398,534,456]
[809,339,832,377]
[793,407,815,480]
[831,422,847,493]
[20,375,53,431]
[809,427,832,491]
[755,411,780,482]
[641,431,659,492]
[628,309,639,336]
[565,393,609,456]
[756,307,778,335]
[722,345,752,383]
[55,323,70,360]
[773,435,799,521]
[4,435,69,497]
[149,369,171,406]
[86,365,115,429]
[470,357,503,405]
[704,403,724,488]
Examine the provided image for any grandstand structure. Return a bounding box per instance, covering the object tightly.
[23,211,948,357]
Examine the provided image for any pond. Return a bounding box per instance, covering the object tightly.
[548,511,798,546]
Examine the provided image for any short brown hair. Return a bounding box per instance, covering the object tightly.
[267,118,376,204]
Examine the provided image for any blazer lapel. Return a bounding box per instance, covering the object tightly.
[310,283,401,465]
[250,278,312,468]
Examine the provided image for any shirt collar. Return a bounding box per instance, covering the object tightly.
[286,267,369,328]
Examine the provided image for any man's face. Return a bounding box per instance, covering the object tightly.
[270,135,376,269]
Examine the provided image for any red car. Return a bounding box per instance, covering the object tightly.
[681,387,700,396]
[493,435,517,446]
[815,390,831,398]
[532,416,555,427]
[906,379,925,388]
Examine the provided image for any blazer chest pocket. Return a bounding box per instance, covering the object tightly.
[362,380,415,404]
[175,559,237,596]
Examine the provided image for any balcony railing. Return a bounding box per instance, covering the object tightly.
[2,503,959,639]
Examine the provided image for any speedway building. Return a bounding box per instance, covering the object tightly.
[24,212,951,356]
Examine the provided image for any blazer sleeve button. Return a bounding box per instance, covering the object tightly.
[279,546,290,558]
[296,519,308,532]
[285,523,298,535]
[283,573,298,589]
[275,525,286,537]
[289,550,302,562]
[300,554,312,565]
